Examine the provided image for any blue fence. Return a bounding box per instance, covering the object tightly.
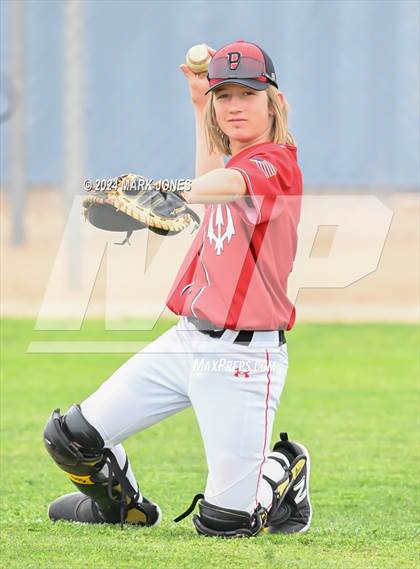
[1,0,419,188]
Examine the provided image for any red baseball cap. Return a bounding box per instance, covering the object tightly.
[206,40,278,94]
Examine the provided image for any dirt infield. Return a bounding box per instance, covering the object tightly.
[1,188,418,322]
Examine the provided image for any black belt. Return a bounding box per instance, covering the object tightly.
[187,316,285,347]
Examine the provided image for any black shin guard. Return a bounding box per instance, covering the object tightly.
[175,495,267,538]
[193,500,267,538]
[43,405,137,523]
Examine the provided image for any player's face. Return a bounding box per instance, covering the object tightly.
[213,84,273,153]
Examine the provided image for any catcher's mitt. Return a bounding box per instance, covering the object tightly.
[82,173,200,245]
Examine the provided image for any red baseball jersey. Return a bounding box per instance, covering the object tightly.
[166,142,302,331]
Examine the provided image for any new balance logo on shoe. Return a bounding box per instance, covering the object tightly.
[293,475,307,504]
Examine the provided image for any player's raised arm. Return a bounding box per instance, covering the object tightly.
[180,45,224,177]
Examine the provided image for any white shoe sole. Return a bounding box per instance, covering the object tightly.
[151,503,162,527]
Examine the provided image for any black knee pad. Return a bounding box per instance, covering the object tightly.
[43,405,139,522]
[43,404,105,477]
[192,500,267,538]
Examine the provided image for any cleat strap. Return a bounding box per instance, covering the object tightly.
[174,493,205,522]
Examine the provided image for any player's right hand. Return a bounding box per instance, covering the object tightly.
[180,45,216,111]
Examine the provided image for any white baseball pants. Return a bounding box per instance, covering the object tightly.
[81,317,289,513]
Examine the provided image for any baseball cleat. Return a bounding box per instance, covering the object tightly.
[266,432,312,534]
[48,491,162,526]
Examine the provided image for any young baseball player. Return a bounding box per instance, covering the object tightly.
[43,40,312,538]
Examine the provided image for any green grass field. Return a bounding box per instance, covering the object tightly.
[1,319,418,569]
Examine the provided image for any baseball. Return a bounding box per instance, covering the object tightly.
[185,44,211,74]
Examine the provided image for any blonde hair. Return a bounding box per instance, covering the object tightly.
[205,85,295,156]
